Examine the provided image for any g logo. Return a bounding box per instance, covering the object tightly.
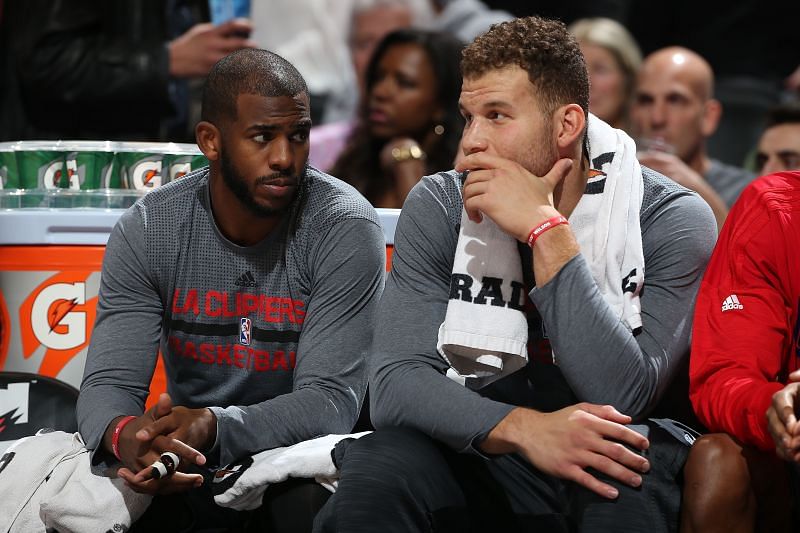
[130,157,162,189]
[169,156,193,181]
[65,153,82,190]
[30,282,86,350]
[40,160,63,189]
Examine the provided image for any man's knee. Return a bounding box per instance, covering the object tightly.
[338,427,452,488]
[684,433,752,499]
[681,433,755,531]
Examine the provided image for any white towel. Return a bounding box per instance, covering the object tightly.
[0,429,151,533]
[436,114,644,384]
[571,115,644,332]
[212,432,370,511]
[437,210,529,389]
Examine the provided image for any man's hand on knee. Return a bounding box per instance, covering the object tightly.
[480,404,650,499]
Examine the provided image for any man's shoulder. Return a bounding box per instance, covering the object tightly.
[300,166,380,228]
[132,168,207,225]
[737,171,800,213]
[640,165,698,218]
[405,170,464,224]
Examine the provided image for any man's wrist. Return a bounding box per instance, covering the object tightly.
[202,407,218,452]
[519,206,562,242]
[480,407,530,455]
[102,415,133,459]
[527,215,569,248]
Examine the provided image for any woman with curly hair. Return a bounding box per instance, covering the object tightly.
[331,28,464,208]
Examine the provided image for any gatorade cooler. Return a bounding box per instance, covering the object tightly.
[0,209,168,408]
[0,207,399,405]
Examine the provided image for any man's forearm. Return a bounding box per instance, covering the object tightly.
[531,224,580,287]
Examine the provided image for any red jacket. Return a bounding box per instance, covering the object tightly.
[691,171,800,452]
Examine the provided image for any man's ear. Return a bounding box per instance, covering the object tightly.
[554,104,586,151]
[196,121,221,162]
[701,99,722,137]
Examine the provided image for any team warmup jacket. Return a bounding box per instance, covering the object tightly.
[76,167,385,466]
[691,171,800,452]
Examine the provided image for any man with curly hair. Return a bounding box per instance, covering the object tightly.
[315,16,715,532]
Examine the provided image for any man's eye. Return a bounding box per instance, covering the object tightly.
[254,134,267,143]
[782,154,800,169]
[291,130,310,143]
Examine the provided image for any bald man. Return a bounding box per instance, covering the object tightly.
[756,103,800,176]
[631,46,755,229]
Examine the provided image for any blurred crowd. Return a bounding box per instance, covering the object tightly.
[1,0,798,210]
[2,3,800,531]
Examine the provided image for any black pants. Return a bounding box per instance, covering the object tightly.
[315,422,690,533]
[130,477,331,533]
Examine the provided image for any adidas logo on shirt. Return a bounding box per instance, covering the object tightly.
[235,271,257,288]
[721,294,743,312]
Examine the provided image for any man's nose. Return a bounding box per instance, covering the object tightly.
[461,121,488,156]
[268,137,292,171]
[650,100,667,128]
[761,156,783,176]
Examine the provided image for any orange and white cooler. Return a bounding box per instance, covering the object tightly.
[0,207,399,407]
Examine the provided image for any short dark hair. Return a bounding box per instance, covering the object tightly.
[461,16,589,118]
[201,49,308,125]
[765,102,800,129]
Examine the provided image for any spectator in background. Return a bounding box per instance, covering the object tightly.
[755,103,800,175]
[626,0,800,169]
[249,0,355,126]
[631,46,756,230]
[331,29,464,208]
[250,0,433,126]
[0,0,256,142]
[310,0,419,171]
[683,171,800,532]
[568,17,641,132]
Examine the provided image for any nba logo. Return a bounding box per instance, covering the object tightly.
[239,317,252,346]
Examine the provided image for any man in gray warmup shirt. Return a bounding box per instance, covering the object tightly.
[76,49,385,530]
[316,17,716,532]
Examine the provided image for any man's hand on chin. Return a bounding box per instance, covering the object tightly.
[457,153,573,242]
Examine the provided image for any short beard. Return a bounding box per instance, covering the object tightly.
[523,121,560,178]
[219,148,303,218]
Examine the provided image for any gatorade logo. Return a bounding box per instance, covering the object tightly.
[0,382,29,430]
[19,272,97,379]
[40,160,63,189]
[131,158,162,189]
[169,156,193,181]
[65,156,82,190]
[30,282,86,350]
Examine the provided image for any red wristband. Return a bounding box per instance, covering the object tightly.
[111,415,137,461]
[526,215,569,248]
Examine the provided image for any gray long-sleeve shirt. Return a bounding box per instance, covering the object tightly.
[77,167,385,466]
[370,168,716,454]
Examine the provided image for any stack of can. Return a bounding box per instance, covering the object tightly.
[0,141,209,208]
